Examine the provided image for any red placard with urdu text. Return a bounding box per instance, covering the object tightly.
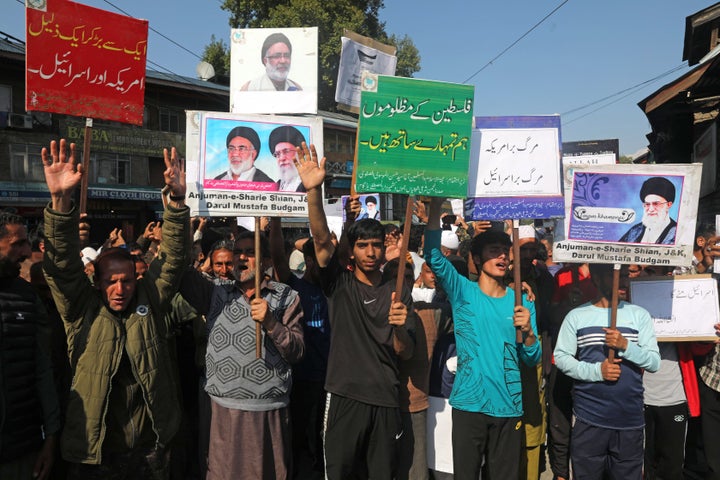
[26,0,148,125]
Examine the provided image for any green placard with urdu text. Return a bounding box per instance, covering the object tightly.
[355,75,474,197]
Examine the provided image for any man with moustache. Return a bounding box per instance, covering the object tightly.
[241,33,303,92]
[619,177,677,245]
[42,140,189,478]
[0,212,61,480]
[214,126,273,183]
[179,230,304,480]
[269,125,306,192]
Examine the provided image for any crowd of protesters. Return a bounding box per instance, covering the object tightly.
[2,139,720,480]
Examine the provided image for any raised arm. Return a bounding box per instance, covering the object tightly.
[163,147,186,208]
[295,142,334,267]
[42,139,82,213]
[141,148,189,310]
[426,197,444,232]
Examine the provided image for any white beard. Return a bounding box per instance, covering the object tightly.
[229,160,252,176]
[233,265,255,284]
[266,63,289,82]
[642,210,669,231]
[279,165,298,184]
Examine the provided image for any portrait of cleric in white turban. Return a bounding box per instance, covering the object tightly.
[619,176,677,245]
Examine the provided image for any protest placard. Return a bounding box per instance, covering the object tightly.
[554,163,702,266]
[336,30,397,113]
[229,27,318,115]
[341,193,382,222]
[355,74,474,198]
[185,111,322,217]
[630,275,719,341]
[464,115,564,220]
[26,0,148,125]
[562,138,618,184]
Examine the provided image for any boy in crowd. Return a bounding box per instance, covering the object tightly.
[295,143,415,479]
[424,197,540,480]
[554,263,660,479]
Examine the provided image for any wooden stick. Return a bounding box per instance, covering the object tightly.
[79,118,93,214]
[394,196,414,299]
[350,128,360,196]
[255,217,262,359]
[607,264,621,362]
[512,220,523,344]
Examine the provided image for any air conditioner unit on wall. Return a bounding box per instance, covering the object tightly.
[8,113,33,129]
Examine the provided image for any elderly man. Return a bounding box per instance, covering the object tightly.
[241,32,303,92]
[215,126,273,183]
[42,139,189,478]
[619,177,677,245]
[269,125,306,192]
[179,230,304,480]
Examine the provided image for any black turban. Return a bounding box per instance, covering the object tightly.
[261,33,292,62]
[639,177,675,203]
[226,126,260,152]
[269,126,305,152]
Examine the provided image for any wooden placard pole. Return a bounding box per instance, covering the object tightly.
[79,117,93,214]
[350,129,361,196]
[255,217,262,359]
[394,196,414,298]
[512,219,523,344]
[607,263,621,362]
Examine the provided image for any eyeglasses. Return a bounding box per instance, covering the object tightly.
[233,248,255,257]
[642,201,668,209]
[266,53,291,61]
[228,145,255,153]
[273,148,297,159]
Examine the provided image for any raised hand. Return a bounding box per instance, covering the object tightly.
[412,200,428,223]
[41,139,82,205]
[163,147,186,197]
[345,195,362,223]
[143,221,158,240]
[294,142,326,191]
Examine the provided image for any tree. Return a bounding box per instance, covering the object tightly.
[202,0,421,111]
[202,35,230,77]
[389,33,421,79]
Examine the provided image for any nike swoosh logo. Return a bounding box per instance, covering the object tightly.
[363,299,377,304]
[395,431,403,440]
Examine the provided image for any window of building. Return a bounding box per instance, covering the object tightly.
[159,107,184,133]
[94,153,132,185]
[337,131,354,154]
[10,144,44,181]
[0,85,11,112]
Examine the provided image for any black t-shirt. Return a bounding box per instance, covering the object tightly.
[320,255,415,408]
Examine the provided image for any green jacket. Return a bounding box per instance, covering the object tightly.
[43,203,190,465]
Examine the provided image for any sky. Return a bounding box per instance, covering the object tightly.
[3,0,709,156]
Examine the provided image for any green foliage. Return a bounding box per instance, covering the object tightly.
[618,155,634,164]
[388,34,421,79]
[205,0,421,111]
[202,35,230,77]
